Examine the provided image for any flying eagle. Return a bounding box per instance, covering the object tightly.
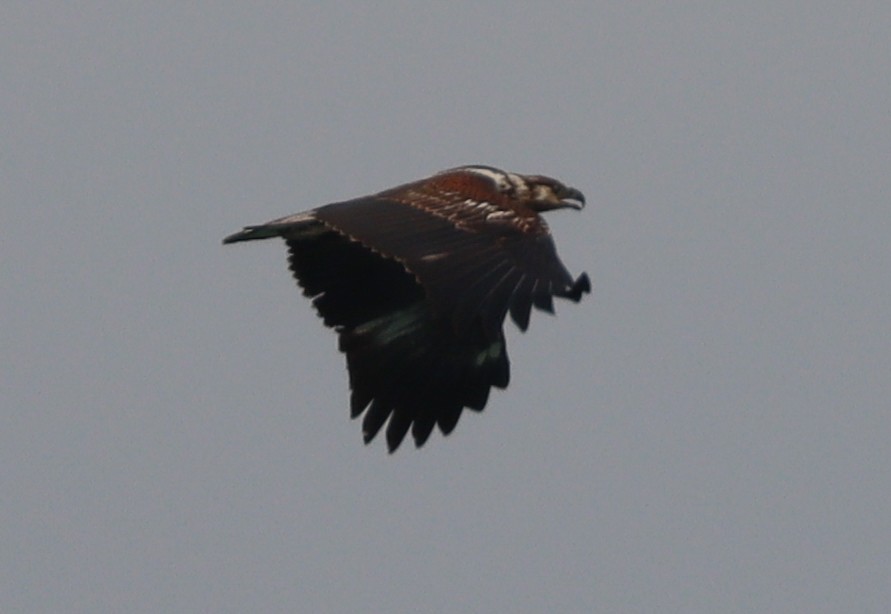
[224,165,590,451]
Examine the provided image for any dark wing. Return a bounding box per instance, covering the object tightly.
[314,197,590,338]
[281,216,509,451]
[227,193,588,452]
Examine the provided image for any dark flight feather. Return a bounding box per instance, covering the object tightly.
[223,165,589,451]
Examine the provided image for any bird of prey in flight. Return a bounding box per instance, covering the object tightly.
[224,165,590,452]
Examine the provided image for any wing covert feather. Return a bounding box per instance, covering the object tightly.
[314,197,586,336]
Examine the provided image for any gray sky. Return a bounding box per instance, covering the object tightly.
[3,3,890,612]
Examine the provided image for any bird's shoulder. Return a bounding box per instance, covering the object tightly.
[369,171,548,236]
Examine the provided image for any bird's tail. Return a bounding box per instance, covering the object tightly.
[222,225,284,244]
[223,211,321,245]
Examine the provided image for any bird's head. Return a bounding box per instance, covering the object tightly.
[448,165,586,213]
[521,174,586,212]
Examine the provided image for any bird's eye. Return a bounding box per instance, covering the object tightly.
[499,176,520,194]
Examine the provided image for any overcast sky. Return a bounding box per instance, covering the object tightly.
[3,3,890,612]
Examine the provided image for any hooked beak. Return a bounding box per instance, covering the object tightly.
[557,185,586,210]
[527,182,587,213]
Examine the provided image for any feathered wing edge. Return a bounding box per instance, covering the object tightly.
[225,197,589,451]
[309,197,589,450]
[282,217,512,451]
[314,198,590,335]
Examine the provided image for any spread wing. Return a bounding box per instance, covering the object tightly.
[280,217,509,451]
[314,196,590,338]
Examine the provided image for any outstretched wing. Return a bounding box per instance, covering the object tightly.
[282,219,509,451]
[314,196,590,339]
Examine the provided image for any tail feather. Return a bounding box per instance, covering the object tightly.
[223,225,283,244]
[223,211,321,244]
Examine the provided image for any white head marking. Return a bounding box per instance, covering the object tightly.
[439,165,531,198]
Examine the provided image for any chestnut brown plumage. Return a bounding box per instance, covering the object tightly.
[223,165,590,451]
